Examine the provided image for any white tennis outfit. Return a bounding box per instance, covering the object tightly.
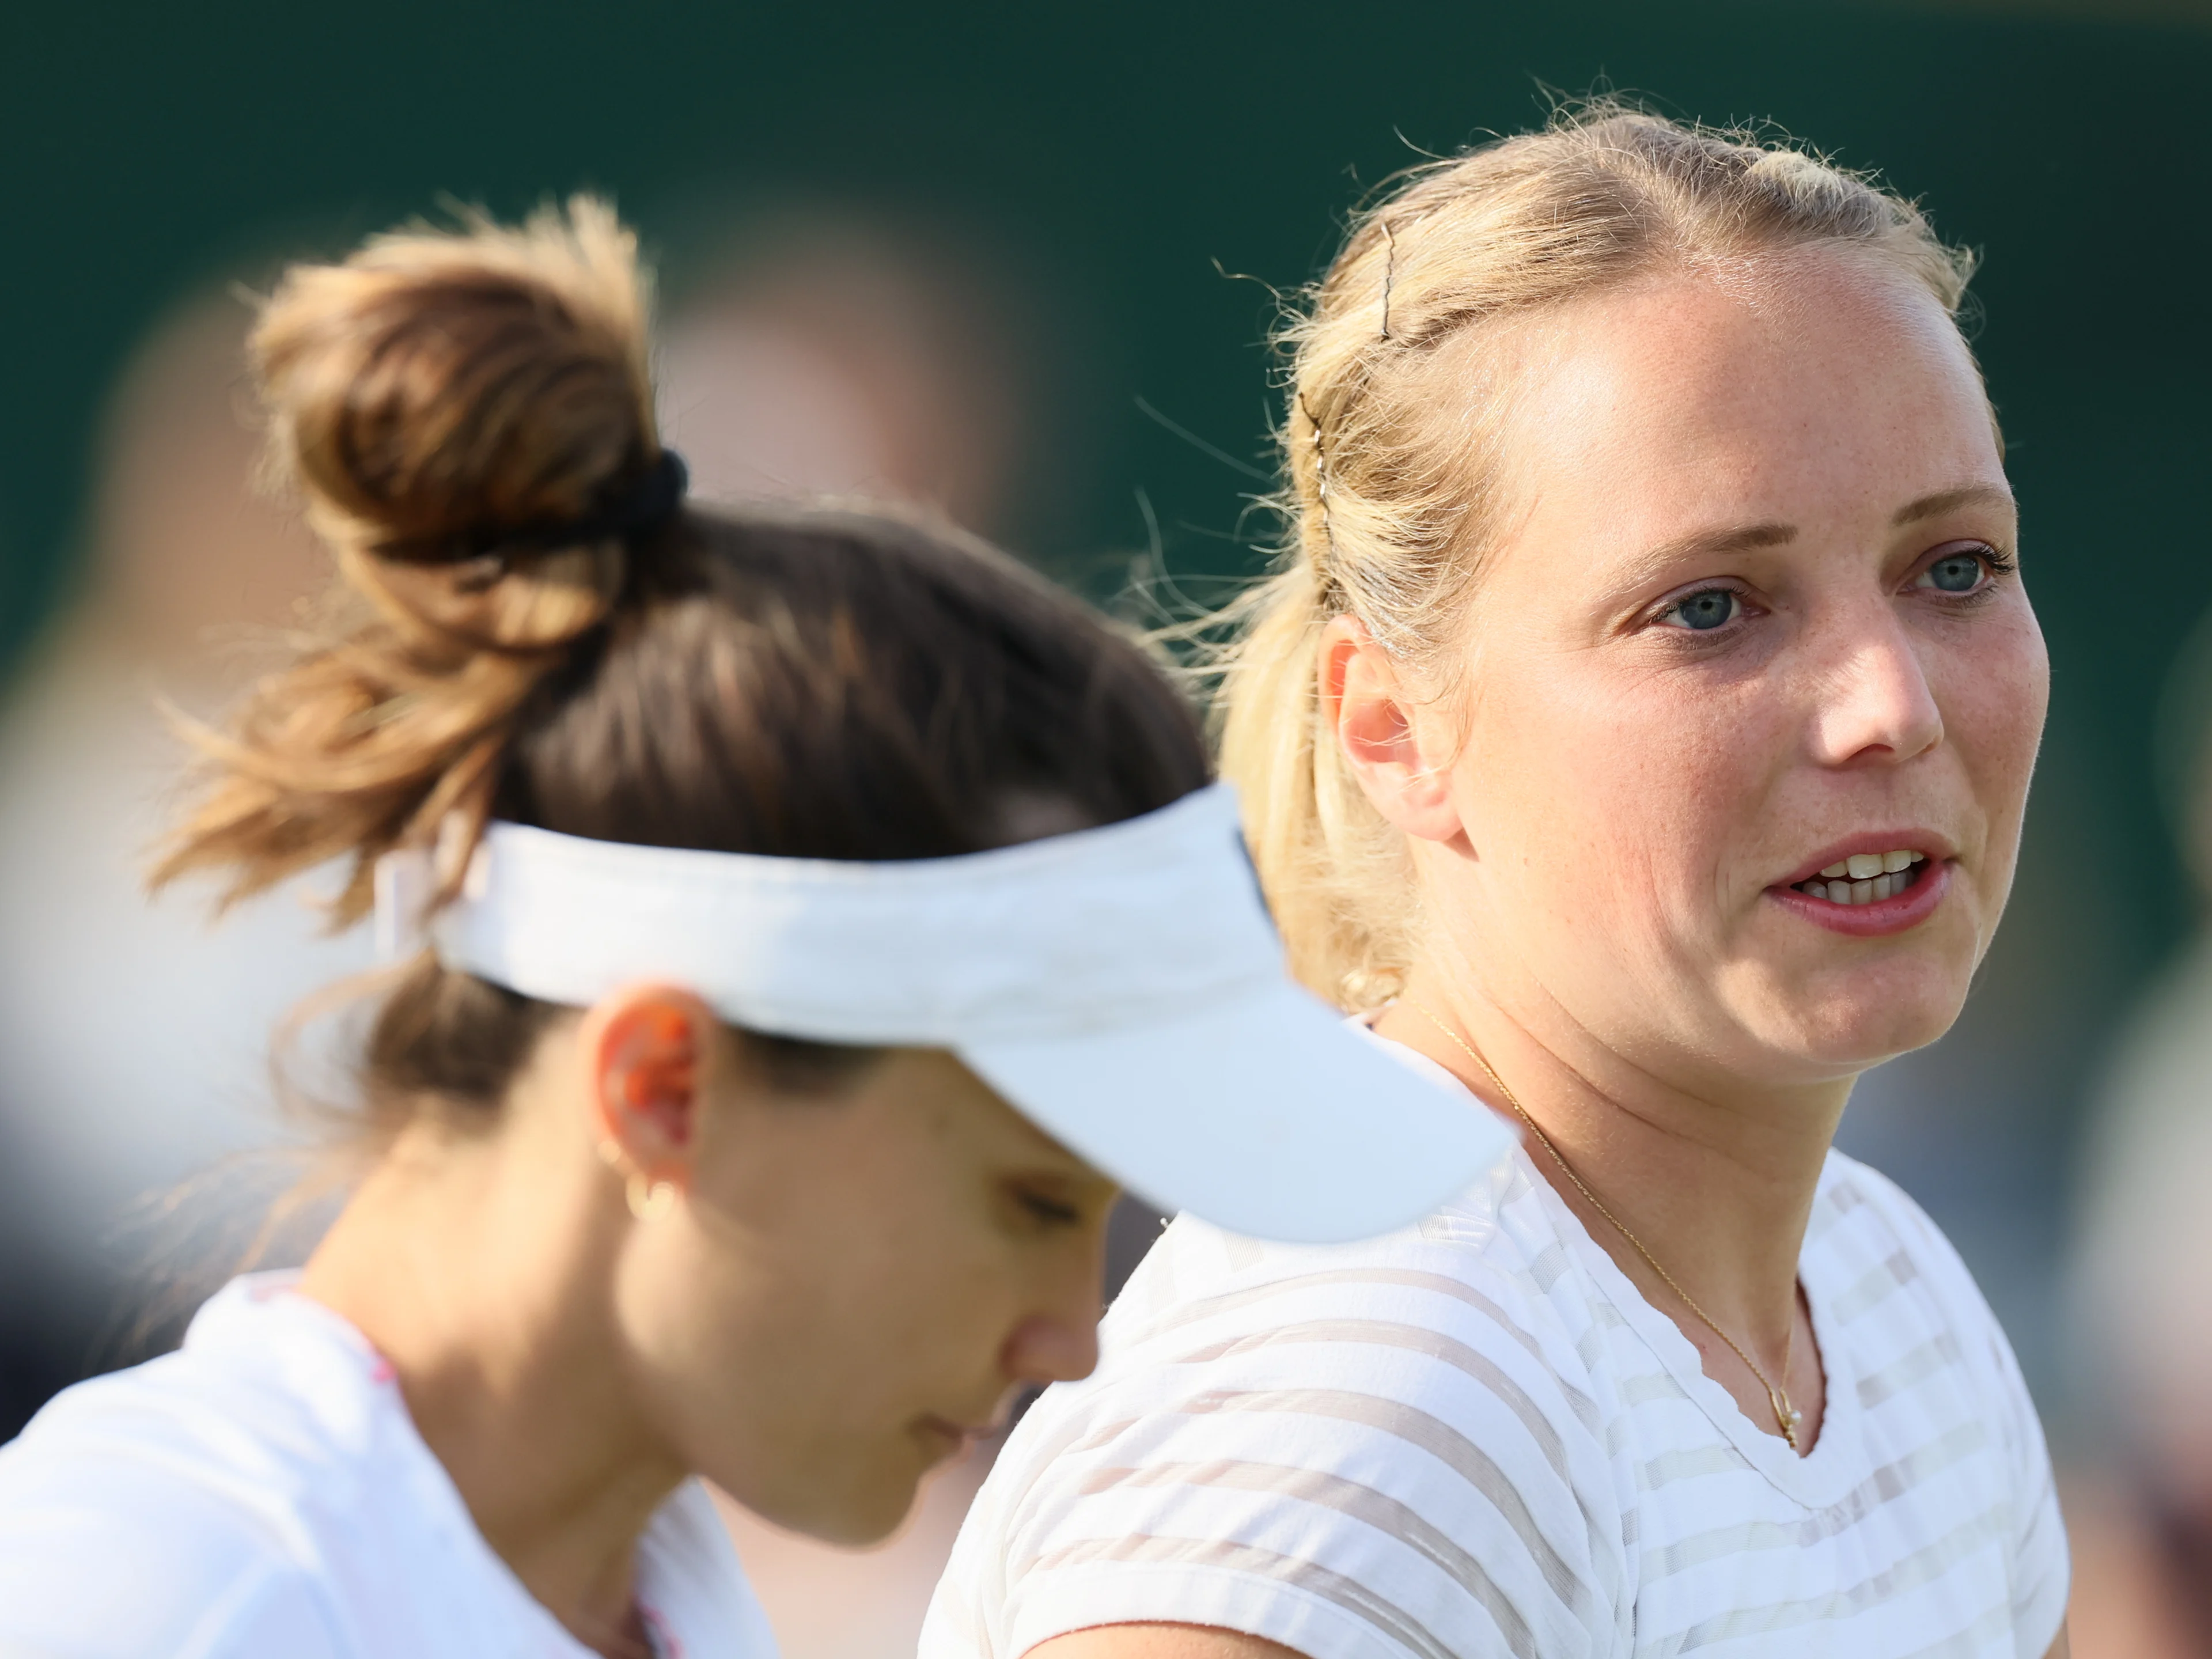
[0,1274,775,1659]
[924,1040,2069,1659]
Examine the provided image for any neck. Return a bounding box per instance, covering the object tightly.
[1380,963,1847,1365]
[300,1114,681,1657]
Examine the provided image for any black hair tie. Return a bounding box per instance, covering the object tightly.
[494,448,690,554]
[378,449,691,566]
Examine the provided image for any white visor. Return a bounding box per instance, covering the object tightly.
[378,785,1511,1244]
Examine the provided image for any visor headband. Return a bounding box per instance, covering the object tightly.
[375,785,1282,1047]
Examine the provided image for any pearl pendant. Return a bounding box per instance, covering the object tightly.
[1770,1388,1803,1452]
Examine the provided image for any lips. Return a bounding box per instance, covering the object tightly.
[915,1414,995,1461]
[1763,830,1960,937]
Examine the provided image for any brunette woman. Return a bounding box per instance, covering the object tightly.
[0,202,1502,1658]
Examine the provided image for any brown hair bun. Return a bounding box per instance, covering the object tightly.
[256,196,660,652]
[154,198,1215,1134]
[158,198,669,919]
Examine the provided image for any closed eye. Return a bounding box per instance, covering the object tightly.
[998,1166,1119,1236]
[1011,1184,1082,1229]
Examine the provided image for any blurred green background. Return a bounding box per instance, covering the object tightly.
[5,0,2209,1434]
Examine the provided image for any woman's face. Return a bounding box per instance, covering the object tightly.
[1366,249,2047,1085]
[615,1041,1116,1544]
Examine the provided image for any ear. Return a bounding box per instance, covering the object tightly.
[578,983,722,1198]
[1320,615,1465,845]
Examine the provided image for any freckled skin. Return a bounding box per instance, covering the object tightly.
[1039,250,2066,1659]
[1044,247,2061,1659]
[1421,251,2047,1090]
[1327,248,2050,1460]
[1028,253,2067,1659]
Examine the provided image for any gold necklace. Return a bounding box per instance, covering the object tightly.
[1404,1000,1805,1452]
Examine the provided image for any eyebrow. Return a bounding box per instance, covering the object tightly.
[1891,484,2016,527]
[1631,520,1797,573]
[1631,484,2014,573]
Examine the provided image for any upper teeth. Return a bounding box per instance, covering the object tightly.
[1797,849,1927,905]
[1824,850,1919,880]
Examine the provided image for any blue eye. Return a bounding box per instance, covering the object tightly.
[1663,589,1740,631]
[1921,552,1985,593]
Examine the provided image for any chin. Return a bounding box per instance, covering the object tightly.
[1775,969,1971,1070]
[717,1455,922,1548]
[1741,915,1980,1068]
[800,1468,924,1547]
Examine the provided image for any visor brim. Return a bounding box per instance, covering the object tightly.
[961,986,1515,1245]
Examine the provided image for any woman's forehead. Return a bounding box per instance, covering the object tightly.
[1477,255,1998,545]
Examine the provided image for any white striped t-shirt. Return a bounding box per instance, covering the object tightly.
[923,1051,2069,1659]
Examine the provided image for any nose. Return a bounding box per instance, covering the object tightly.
[1805,610,1944,768]
[999,1311,1101,1388]
[997,1213,1111,1389]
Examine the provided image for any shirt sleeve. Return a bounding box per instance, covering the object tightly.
[0,1450,347,1659]
[925,1240,1623,1659]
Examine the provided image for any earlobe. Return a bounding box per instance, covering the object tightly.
[1320,616,1465,844]
[596,1135,680,1221]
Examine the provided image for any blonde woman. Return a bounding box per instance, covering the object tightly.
[0,204,1505,1657]
[926,108,2068,1658]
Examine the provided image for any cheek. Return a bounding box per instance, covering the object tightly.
[721,1169,1017,1404]
[1463,653,1774,918]
[1935,605,2050,822]
[630,1169,926,1419]
[751,1198,960,1377]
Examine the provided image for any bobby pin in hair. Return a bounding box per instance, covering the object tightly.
[1378,219,1397,341]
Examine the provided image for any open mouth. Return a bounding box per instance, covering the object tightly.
[1787,849,1929,907]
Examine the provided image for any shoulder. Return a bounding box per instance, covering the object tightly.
[0,1355,348,1656]
[1812,1150,2047,1437]
[1101,1150,1611,1389]
[1812,1150,2069,1643]
[1814,1149,1955,1262]
[929,1164,1627,1659]
[1075,1160,1618,1479]
[1813,1150,2014,1363]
